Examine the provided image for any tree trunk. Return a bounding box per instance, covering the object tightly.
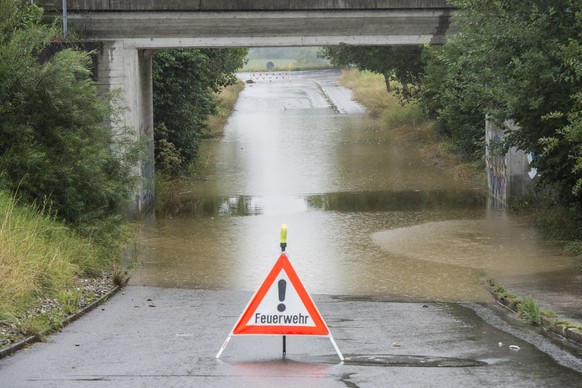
[383,73,392,92]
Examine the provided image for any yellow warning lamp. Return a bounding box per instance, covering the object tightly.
[280,224,287,252]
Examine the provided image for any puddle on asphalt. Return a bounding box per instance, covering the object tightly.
[343,354,488,367]
[290,354,487,368]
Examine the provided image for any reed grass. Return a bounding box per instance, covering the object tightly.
[203,80,245,138]
[0,191,104,320]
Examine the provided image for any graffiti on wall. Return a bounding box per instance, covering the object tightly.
[486,119,539,208]
[486,124,508,205]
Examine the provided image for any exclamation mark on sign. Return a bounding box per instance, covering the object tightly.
[277,279,287,312]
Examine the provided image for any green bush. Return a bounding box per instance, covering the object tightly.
[0,1,138,234]
[517,297,542,325]
[420,0,582,208]
[153,48,248,175]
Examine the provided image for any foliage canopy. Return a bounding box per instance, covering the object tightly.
[153,48,248,174]
[320,44,423,98]
[420,0,582,207]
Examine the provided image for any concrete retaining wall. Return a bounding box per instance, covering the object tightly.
[486,119,537,206]
[38,0,453,11]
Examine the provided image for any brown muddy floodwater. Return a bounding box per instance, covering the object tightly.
[133,70,581,309]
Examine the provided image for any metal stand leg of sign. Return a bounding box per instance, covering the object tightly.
[216,334,343,361]
[329,334,344,361]
[283,336,286,357]
[215,335,232,359]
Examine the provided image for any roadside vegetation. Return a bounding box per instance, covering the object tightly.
[1,1,137,347]
[323,0,582,271]
[152,48,248,214]
[338,69,483,186]
[154,79,246,215]
[153,48,248,176]
[0,192,130,344]
[202,80,245,139]
[488,280,582,343]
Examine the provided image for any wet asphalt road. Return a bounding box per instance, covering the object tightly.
[1,286,581,387]
[2,70,582,386]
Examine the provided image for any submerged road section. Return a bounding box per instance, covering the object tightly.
[3,70,580,386]
[1,286,581,387]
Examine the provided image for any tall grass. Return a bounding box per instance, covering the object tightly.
[0,191,104,319]
[339,69,484,185]
[340,70,393,118]
[203,80,245,138]
[517,296,542,325]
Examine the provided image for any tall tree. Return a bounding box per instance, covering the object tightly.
[152,48,247,174]
[421,0,582,205]
[320,44,423,97]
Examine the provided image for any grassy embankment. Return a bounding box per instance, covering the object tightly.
[0,192,132,346]
[341,69,582,337]
[340,69,582,261]
[201,80,245,139]
[339,69,484,186]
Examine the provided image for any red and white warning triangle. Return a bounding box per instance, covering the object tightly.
[216,253,343,360]
[233,253,329,336]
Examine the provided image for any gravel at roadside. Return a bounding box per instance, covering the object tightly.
[0,273,117,354]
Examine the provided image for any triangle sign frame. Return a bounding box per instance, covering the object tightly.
[216,253,343,360]
[233,253,329,336]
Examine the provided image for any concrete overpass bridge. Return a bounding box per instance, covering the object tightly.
[38,0,456,214]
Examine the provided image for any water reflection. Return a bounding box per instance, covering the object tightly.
[134,70,580,305]
[156,190,485,218]
[305,190,485,212]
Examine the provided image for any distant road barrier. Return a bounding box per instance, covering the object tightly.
[248,72,292,81]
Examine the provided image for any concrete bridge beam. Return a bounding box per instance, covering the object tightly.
[55,10,455,47]
[39,0,453,12]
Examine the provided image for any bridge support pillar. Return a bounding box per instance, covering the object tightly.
[96,41,155,216]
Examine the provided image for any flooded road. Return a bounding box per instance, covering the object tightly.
[134,70,580,310]
[3,71,581,388]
